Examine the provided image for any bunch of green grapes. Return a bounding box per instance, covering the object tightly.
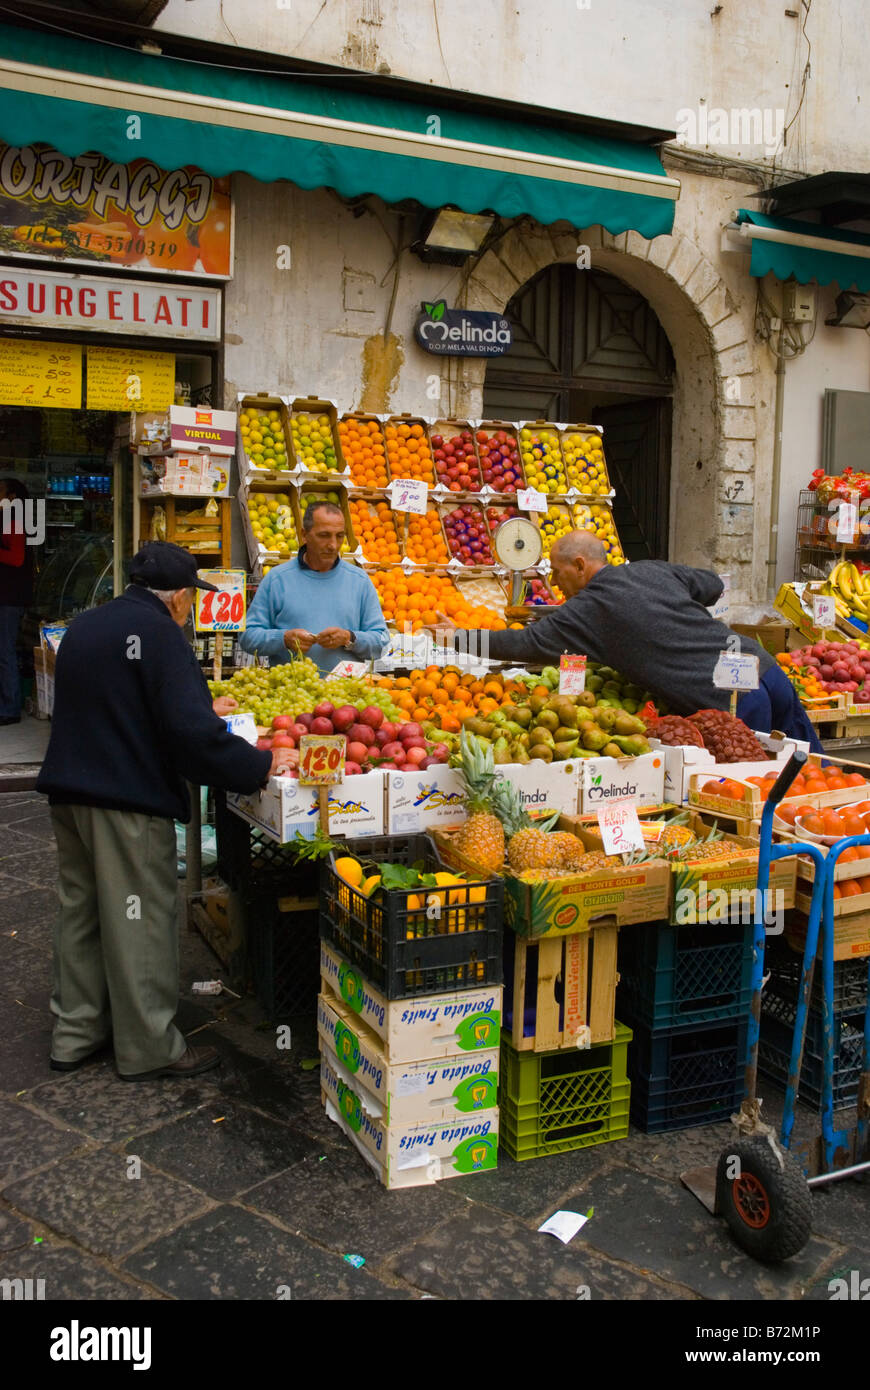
[209,657,324,724]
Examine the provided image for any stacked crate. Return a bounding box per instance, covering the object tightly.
[758,943,869,1111]
[616,920,754,1132]
[317,834,504,1188]
[499,921,631,1161]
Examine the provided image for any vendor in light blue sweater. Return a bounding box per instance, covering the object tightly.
[240,501,389,673]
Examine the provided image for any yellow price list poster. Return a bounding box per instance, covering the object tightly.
[0,339,82,408]
[86,346,175,412]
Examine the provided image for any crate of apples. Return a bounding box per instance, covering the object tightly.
[256,702,451,776]
[476,426,524,494]
[442,504,494,566]
[429,426,482,492]
[786,639,870,700]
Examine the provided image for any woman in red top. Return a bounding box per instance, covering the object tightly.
[0,477,35,726]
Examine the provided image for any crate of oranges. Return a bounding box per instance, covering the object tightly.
[403,507,450,566]
[374,663,531,733]
[338,413,389,489]
[347,496,402,566]
[775,810,870,900]
[384,416,436,485]
[368,569,508,635]
[690,760,869,827]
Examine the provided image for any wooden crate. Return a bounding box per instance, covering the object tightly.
[428,419,483,494]
[236,392,297,481]
[338,413,389,490]
[139,495,231,565]
[288,395,350,480]
[507,923,619,1053]
[558,422,614,499]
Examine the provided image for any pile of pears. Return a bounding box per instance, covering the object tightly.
[461,691,651,765]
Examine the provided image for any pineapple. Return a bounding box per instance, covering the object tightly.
[452,731,506,872]
[492,775,560,871]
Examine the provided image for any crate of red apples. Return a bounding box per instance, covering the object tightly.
[780,638,870,705]
[256,703,452,777]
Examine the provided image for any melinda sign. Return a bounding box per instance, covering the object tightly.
[414,300,512,356]
[0,269,221,340]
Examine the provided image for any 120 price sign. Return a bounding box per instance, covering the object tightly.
[298,734,346,786]
[195,570,247,633]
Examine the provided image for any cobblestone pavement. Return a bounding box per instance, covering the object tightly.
[1,791,868,1302]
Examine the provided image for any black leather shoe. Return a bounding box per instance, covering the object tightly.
[50,1039,113,1072]
[120,1044,221,1082]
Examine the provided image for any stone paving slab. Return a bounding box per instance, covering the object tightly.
[0,826,54,856]
[562,1163,837,1301]
[803,1249,870,1300]
[449,1143,615,1223]
[126,1101,322,1200]
[246,1141,464,1263]
[0,885,59,930]
[0,935,53,1007]
[0,1097,94,1185]
[0,994,49,1042]
[0,851,59,888]
[387,1203,691,1300]
[0,1022,59,1095]
[3,1148,215,1262]
[0,1207,31,1250]
[0,1237,160,1299]
[123,1202,415,1299]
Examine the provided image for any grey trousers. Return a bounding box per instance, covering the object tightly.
[50,805,187,1075]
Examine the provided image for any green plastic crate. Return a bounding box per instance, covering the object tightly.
[499,1023,632,1161]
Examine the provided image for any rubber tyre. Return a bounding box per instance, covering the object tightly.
[716,1136,812,1263]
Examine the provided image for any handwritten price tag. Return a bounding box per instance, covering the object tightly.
[389,478,428,515]
[712,651,760,691]
[298,733,346,786]
[812,593,836,629]
[597,803,645,855]
[518,487,548,513]
[559,654,587,695]
[195,570,246,633]
[328,660,369,679]
[709,572,730,623]
[836,500,858,543]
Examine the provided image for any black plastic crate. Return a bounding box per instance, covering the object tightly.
[759,999,865,1110]
[244,886,321,1021]
[765,941,869,1016]
[626,1015,748,1133]
[319,834,503,999]
[617,920,754,1030]
[215,790,320,894]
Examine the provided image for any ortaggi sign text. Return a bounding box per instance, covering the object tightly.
[0,269,221,341]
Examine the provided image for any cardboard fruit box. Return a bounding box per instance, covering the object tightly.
[432,824,671,942]
[320,939,502,1065]
[687,751,870,823]
[320,1049,499,1190]
[785,910,870,960]
[574,808,796,926]
[227,770,384,843]
[317,992,499,1127]
[654,730,804,806]
[773,826,870,888]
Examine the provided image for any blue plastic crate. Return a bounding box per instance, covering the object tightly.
[626,1015,748,1133]
[765,942,869,1016]
[617,920,754,1029]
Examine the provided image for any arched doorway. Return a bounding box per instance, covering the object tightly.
[483,265,675,562]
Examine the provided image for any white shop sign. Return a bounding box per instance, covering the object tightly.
[0,268,221,340]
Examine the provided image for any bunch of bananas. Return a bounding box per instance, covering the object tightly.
[821,561,870,623]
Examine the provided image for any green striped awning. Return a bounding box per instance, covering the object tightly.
[733,210,870,293]
[0,24,679,239]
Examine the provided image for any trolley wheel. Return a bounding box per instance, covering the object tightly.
[715,1136,812,1263]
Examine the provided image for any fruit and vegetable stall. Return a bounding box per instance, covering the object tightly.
[176,402,870,1188]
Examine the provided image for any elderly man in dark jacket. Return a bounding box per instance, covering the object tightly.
[37,542,294,1081]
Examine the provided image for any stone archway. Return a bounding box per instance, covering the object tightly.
[451,221,761,606]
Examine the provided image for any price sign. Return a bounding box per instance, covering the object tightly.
[299,733,346,785]
[709,572,730,623]
[518,487,548,513]
[712,651,760,691]
[195,570,247,632]
[597,802,645,856]
[222,712,258,745]
[389,478,428,514]
[812,593,836,629]
[328,660,369,678]
[0,338,82,408]
[836,500,858,543]
[559,654,587,695]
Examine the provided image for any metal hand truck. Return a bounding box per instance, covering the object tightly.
[683,747,870,1262]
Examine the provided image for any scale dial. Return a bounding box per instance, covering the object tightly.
[493,515,543,570]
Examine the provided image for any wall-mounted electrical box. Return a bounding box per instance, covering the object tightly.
[783,282,816,323]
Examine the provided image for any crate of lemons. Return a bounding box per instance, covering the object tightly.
[290,411,343,476]
[247,491,298,565]
[238,406,292,472]
[561,429,611,496]
[519,425,567,495]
